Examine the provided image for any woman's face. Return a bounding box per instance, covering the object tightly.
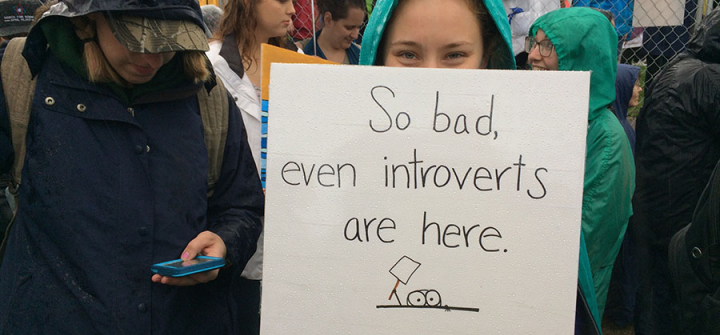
[323,7,365,50]
[527,29,559,71]
[255,0,296,39]
[93,14,176,84]
[382,0,486,69]
[629,79,642,107]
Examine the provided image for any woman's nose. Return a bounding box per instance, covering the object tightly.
[527,45,541,62]
[140,53,164,68]
[287,2,296,16]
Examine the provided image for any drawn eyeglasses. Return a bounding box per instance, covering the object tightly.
[524,37,555,57]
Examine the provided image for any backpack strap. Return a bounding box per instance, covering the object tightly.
[2,37,35,199]
[0,37,35,262]
[197,76,229,198]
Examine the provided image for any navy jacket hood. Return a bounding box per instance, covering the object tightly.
[612,64,639,154]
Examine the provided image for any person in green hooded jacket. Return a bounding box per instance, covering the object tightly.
[527,7,635,322]
[360,1,610,333]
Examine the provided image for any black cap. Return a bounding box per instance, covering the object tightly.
[0,0,42,37]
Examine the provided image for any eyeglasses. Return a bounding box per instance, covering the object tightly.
[524,37,555,57]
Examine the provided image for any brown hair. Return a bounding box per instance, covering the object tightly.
[472,0,506,68]
[317,0,366,21]
[36,1,210,87]
[214,0,289,72]
[378,0,504,68]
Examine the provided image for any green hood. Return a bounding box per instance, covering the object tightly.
[530,8,616,121]
[359,0,516,69]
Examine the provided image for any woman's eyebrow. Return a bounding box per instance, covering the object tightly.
[389,40,421,47]
[443,41,474,49]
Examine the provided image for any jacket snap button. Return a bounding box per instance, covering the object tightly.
[692,247,702,259]
[146,145,150,153]
[77,104,87,112]
[44,97,55,106]
[134,145,143,154]
[137,303,147,313]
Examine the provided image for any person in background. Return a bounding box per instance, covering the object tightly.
[668,158,720,335]
[201,4,224,38]
[502,0,559,69]
[591,7,615,24]
[632,8,720,335]
[0,0,41,42]
[573,0,634,45]
[300,0,365,64]
[602,63,640,328]
[0,0,264,333]
[527,6,635,329]
[610,64,640,154]
[206,1,299,334]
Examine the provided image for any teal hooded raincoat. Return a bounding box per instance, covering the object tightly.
[530,8,635,320]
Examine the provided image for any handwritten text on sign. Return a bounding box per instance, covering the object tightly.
[261,64,590,335]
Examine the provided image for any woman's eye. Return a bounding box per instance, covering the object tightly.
[447,52,465,60]
[399,52,416,60]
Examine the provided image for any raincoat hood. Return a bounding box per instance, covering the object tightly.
[612,64,639,121]
[530,7,617,121]
[358,0,516,69]
[23,0,207,76]
[35,0,205,28]
[612,63,639,154]
[685,9,720,64]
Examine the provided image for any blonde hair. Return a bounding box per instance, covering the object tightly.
[37,2,210,87]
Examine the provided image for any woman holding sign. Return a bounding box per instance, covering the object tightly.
[206,1,300,334]
[527,7,635,329]
[360,1,607,334]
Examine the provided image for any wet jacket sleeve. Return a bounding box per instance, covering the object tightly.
[0,41,15,174]
[206,92,264,270]
[582,112,635,270]
[696,66,720,138]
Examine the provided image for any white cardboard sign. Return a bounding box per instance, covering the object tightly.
[261,64,590,334]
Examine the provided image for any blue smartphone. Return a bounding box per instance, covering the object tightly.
[151,256,225,277]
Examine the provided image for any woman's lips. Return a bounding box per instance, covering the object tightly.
[133,64,157,76]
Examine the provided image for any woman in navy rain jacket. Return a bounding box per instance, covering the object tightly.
[0,1,264,334]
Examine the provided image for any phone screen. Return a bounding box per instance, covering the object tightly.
[165,258,217,268]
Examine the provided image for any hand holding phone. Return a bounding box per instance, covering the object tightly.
[151,231,227,286]
[151,256,225,277]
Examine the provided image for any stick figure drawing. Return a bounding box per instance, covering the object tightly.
[376,256,479,312]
